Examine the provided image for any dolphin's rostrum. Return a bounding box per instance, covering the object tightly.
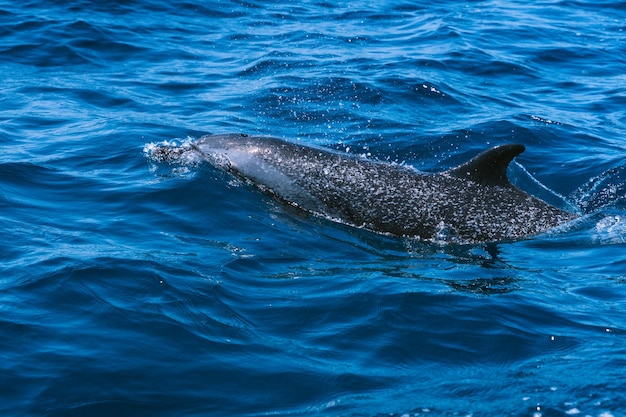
[192,134,576,243]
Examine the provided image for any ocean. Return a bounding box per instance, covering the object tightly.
[1,1,625,416]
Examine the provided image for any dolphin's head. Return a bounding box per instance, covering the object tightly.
[193,133,290,186]
[193,133,262,169]
[193,133,330,214]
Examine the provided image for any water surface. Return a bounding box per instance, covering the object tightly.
[1,1,626,416]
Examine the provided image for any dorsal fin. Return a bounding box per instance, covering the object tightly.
[446,144,525,186]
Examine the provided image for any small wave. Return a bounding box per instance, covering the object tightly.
[542,210,626,246]
[592,213,626,245]
[572,165,626,214]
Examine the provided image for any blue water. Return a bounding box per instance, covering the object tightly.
[2,0,626,416]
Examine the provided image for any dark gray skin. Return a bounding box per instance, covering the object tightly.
[192,134,577,244]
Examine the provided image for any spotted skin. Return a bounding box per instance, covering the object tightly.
[193,134,577,244]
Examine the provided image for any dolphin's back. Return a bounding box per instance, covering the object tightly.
[194,134,576,243]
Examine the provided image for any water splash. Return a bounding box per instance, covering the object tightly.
[143,138,205,178]
[571,166,626,214]
[143,138,202,166]
[592,213,626,245]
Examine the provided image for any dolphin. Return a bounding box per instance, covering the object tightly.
[191,133,577,243]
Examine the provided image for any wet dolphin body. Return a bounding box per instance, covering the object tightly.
[192,134,577,243]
